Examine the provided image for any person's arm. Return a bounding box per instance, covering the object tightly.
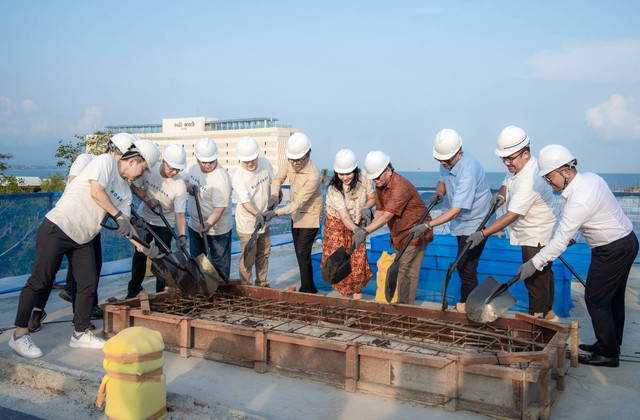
[90,180,120,216]
[130,183,150,202]
[270,163,287,197]
[175,212,187,236]
[364,210,394,234]
[67,175,77,184]
[436,181,446,196]
[206,207,225,226]
[275,173,321,216]
[337,208,358,232]
[242,202,260,216]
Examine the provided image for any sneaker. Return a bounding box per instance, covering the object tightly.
[58,289,72,303]
[9,333,43,358]
[70,329,105,349]
[28,310,47,333]
[90,306,104,320]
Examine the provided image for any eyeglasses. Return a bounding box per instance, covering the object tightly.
[164,162,181,173]
[435,152,459,166]
[501,149,525,163]
[288,155,308,165]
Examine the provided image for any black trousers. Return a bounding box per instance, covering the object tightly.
[456,235,487,302]
[33,233,102,310]
[128,225,173,296]
[585,232,638,357]
[522,244,554,316]
[291,223,318,293]
[15,218,96,332]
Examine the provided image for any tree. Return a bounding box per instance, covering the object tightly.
[55,131,113,171]
[320,168,330,185]
[0,153,28,194]
[40,172,67,192]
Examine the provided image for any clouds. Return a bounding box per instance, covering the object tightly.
[528,40,640,82]
[70,106,103,134]
[585,94,640,141]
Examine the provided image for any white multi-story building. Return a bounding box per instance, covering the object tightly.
[104,116,298,175]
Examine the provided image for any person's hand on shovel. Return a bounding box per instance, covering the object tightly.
[262,210,277,223]
[466,231,485,250]
[360,208,373,225]
[115,212,135,238]
[352,227,368,249]
[178,234,188,248]
[409,221,432,237]
[516,260,538,281]
[137,243,164,260]
[429,193,444,205]
[199,221,212,235]
[187,184,199,196]
[267,195,280,210]
[254,212,266,230]
[491,194,505,207]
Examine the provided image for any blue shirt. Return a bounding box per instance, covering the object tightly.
[439,152,491,236]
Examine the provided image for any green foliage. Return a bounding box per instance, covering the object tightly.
[320,168,330,185]
[55,131,113,171]
[0,153,11,172]
[0,153,30,194]
[40,172,67,192]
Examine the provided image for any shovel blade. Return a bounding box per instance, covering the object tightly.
[321,246,348,285]
[385,260,400,303]
[151,259,178,288]
[194,253,221,298]
[466,276,517,323]
[242,231,258,271]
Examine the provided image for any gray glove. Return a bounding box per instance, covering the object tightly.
[199,221,212,234]
[491,194,506,208]
[187,184,199,196]
[466,231,485,249]
[352,227,368,249]
[430,193,443,205]
[263,210,277,223]
[146,198,162,213]
[115,215,134,238]
[516,260,538,281]
[409,222,429,237]
[267,195,279,210]
[360,208,373,225]
[177,234,187,248]
[140,244,164,260]
[254,212,266,230]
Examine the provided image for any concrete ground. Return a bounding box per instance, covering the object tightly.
[0,241,639,419]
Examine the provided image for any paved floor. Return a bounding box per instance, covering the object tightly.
[0,241,639,419]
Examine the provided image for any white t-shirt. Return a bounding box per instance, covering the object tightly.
[133,162,187,228]
[46,154,131,244]
[532,172,633,270]
[232,157,275,234]
[68,153,96,178]
[502,156,556,246]
[186,159,233,235]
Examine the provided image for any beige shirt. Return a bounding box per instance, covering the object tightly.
[325,171,374,224]
[271,159,323,228]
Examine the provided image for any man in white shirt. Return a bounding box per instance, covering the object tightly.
[232,136,275,286]
[9,140,161,358]
[127,144,188,298]
[517,145,638,368]
[185,138,233,278]
[29,133,136,331]
[466,126,558,320]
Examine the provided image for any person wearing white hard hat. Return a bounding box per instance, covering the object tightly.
[264,133,323,293]
[185,137,233,278]
[515,145,638,368]
[28,133,138,332]
[409,129,492,312]
[232,136,275,287]
[9,139,161,359]
[127,143,188,298]
[352,151,433,304]
[465,126,558,320]
[321,149,375,298]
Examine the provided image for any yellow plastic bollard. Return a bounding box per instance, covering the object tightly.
[374,251,398,303]
[96,326,167,420]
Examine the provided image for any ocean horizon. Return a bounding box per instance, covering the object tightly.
[5,168,640,192]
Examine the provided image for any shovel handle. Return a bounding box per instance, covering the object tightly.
[191,186,212,259]
[485,274,520,304]
[393,196,442,262]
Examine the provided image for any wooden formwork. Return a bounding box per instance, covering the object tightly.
[103,283,578,419]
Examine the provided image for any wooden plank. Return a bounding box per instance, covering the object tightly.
[357,346,450,368]
[459,364,524,382]
[179,318,190,358]
[254,327,267,373]
[515,312,570,333]
[539,355,551,420]
[444,355,458,412]
[345,342,358,392]
[556,340,566,391]
[570,321,579,368]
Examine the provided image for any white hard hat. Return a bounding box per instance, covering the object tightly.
[237,136,260,161]
[131,139,160,168]
[162,144,186,170]
[195,137,218,162]
[333,149,358,174]
[433,129,463,160]
[537,144,577,176]
[365,151,390,180]
[110,133,135,154]
[495,126,530,157]
[286,133,311,160]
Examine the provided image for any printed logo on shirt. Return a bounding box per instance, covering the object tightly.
[250,174,270,190]
[109,188,125,203]
[189,175,208,192]
[144,180,170,198]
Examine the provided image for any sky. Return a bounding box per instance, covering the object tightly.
[1,0,640,173]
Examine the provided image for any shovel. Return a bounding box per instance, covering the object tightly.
[465,274,520,323]
[322,242,357,285]
[440,195,505,311]
[243,201,279,272]
[145,199,222,298]
[559,239,586,287]
[385,194,443,303]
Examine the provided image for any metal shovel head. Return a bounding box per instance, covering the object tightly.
[194,253,221,298]
[385,260,400,303]
[465,276,517,323]
[322,246,348,285]
[243,230,259,271]
[150,259,179,288]
[171,251,199,297]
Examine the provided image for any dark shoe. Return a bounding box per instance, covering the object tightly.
[28,310,47,333]
[579,342,597,352]
[90,306,103,320]
[578,353,619,367]
[59,289,72,303]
